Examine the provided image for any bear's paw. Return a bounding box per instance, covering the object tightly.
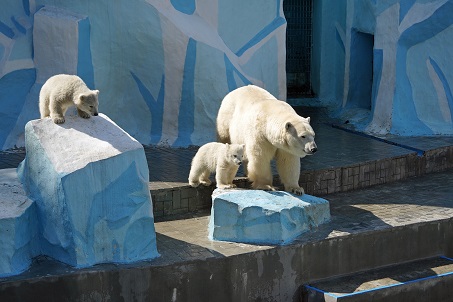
[78,111,91,119]
[288,186,304,196]
[199,179,212,187]
[217,183,236,189]
[52,116,65,124]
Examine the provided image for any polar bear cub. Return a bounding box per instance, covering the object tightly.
[189,142,245,189]
[39,74,99,124]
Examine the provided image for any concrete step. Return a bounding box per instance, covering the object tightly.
[304,256,453,302]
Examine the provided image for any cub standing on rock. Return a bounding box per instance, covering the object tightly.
[39,74,99,124]
[216,85,317,195]
[189,142,245,189]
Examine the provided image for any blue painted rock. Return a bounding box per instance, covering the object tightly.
[18,114,159,267]
[0,169,39,277]
[209,189,331,245]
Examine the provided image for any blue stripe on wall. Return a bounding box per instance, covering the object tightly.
[0,69,36,148]
[224,54,251,92]
[131,72,165,144]
[174,38,197,146]
[429,56,453,119]
[11,16,26,35]
[399,0,416,24]
[235,16,286,57]
[170,0,196,15]
[0,21,14,39]
[22,0,30,16]
[77,18,95,89]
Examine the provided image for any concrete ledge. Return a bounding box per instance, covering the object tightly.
[208,189,331,245]
[304,256,453,302]
[2,214,453,302]
[2,144,453,220]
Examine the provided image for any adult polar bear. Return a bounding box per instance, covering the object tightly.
[216,85,317,195]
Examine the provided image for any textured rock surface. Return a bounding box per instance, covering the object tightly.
[209,189,331,245]
[18,114,159,267]
[0,169,38,277]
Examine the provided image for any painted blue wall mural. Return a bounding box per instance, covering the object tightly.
[3,0,452,149]
[313,0,453,136]
[0,0,287,150]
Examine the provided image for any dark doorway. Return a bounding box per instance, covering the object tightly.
[284,0,313,97]
[347,30,374,110]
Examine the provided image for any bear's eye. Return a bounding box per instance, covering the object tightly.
[233,155,237,158]
[301,136,306,139]
[89,106,94,109]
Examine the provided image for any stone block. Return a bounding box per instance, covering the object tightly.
[209,189,331,245]
[0,169,39,277]
[18,114,159,268]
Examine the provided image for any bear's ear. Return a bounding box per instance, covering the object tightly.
[93,90,100,96]
[285,122,292,130]
[306,117,311,123]
[76,94,86,104]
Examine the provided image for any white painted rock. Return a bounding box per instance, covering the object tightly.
[209,189,331,245]
[0,169,39,277]
[18,114,159,267]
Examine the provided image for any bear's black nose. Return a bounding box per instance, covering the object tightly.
[94,112,98,116]
[310,147,317,153]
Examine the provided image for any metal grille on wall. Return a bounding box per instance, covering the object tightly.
[284,0,313,97]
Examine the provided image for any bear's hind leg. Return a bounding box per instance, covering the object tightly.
[39,96,50,118]
[189,162,211,187]
[199,170,212,187]
[276,150,303,195]
[49,99,66,124]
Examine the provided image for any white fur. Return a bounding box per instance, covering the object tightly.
[216,85,317,195]
[39,74,99,124]
[188,142,245,189]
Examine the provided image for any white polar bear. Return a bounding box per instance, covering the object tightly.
[39,74,99,124]
[216,85,317,195]
[188,142,245,189]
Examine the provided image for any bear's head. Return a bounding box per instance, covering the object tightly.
[75,90,99,116]
[283,117,317,157]
[225,143,245,166]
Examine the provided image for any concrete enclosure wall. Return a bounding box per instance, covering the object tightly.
[2,0,453,150]
[0,0,286,150]
[312,0,453,136]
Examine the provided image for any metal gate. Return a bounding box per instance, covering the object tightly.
[284,0,313,97]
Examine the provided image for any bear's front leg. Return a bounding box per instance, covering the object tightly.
[216,166,236,189]
[77,108,91,119]
[247,158,275,191]
[276,150,304,195]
